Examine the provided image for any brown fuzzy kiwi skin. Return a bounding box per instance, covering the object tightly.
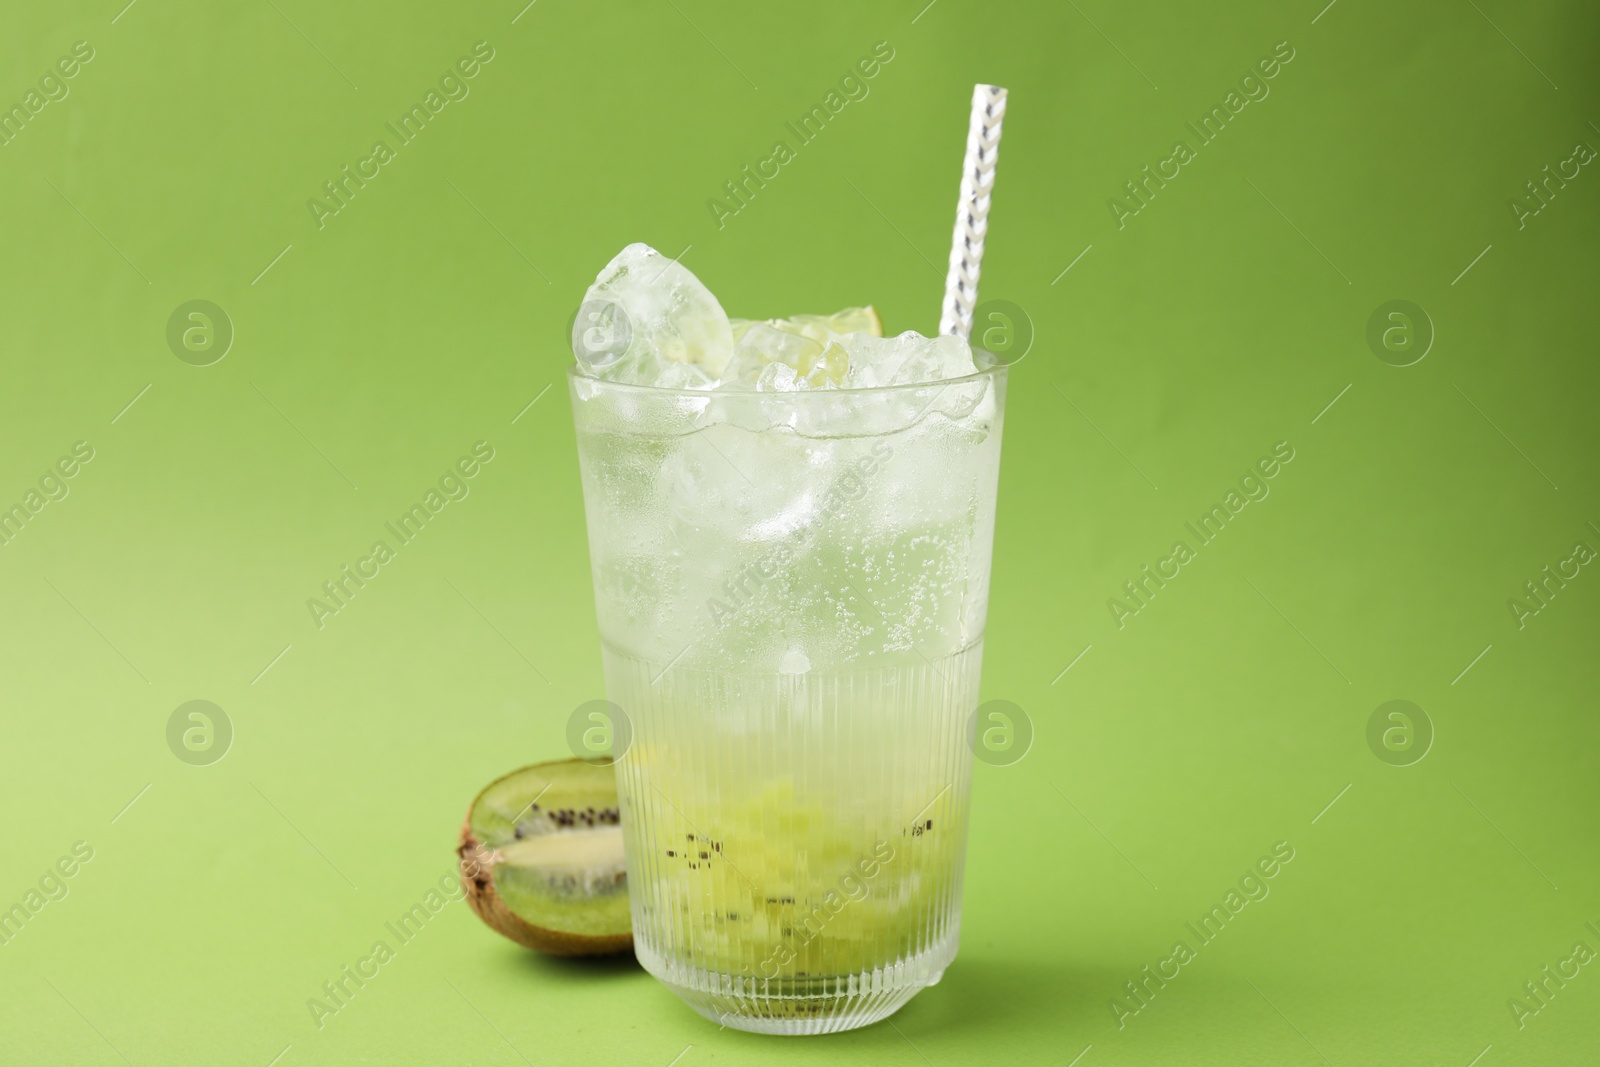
[458,809,633,958]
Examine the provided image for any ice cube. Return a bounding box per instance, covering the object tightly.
[839,331,978,388]
[754,361,796,391]
[573,243,733,386]
[653,360,717,391]
[726,322,824,386]
[727,321,851,389]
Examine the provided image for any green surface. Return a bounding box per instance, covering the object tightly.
[2,0,1597,1063]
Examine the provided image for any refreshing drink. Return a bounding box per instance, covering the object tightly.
[568,244,1007,1033]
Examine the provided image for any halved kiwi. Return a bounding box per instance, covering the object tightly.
[458,759,632,957]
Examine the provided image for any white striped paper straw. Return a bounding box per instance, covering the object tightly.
[938,83,1008,340]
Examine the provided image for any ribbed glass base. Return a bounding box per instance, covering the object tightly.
[638,937,956,1034]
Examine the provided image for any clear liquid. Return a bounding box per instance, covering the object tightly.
[607,641,981,1034]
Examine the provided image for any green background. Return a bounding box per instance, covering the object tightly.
[2,0,1597,1063]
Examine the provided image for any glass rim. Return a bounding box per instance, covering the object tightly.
[565,355,1008,399]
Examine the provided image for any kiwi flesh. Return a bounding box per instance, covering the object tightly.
[458,759,632,957]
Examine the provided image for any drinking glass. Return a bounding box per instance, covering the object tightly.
[568,361,1007,1034]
